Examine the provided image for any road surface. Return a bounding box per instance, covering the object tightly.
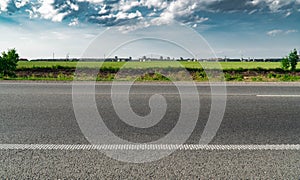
[0,82,300,178]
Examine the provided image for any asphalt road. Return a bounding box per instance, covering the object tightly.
[0,82,300,178]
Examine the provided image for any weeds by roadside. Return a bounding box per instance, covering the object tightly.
[1,66,300,82]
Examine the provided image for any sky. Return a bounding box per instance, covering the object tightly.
[0,0,300,59]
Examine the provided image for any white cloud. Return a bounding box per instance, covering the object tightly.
[267,29,298,36]
[119,1,141,12]
[267,29,283,36]
[26,7,39,19]
[195,17,209,23]
[15,0,29,9]
[285,11,292,17]
[285,29,298,34]
[98,10,142,21]
[0,0,9,11]
[69,18,79,26]
[116,10,142,20]
[77,0,104,3]
[36,0,70,22]
[97,13,114,20]
[151,0,199,24]
[149,0,210,27]
[37,0,58,20]
[1,0,300,27]
[268,0,293,12]
[117,20,151,33]
[249,0,295,12]
[148,12,156,17]
[99,5,108,14]
[142,0,168,9]
[70,3,79,11]
[52,12,69,22]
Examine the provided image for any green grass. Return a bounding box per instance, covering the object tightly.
[10,61,300,82]
[18,61,292,70]
[18,61,84,68]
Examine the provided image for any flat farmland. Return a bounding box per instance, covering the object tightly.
[17,61,289,70]
[12,61,300,82]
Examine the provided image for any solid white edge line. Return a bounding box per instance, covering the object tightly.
[257,95,300,97]
[0,144,300,150]
[3,81,300,87]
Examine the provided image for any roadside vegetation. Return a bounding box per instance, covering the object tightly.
[17,61,287,69]
[0,49,19,78]
[281,49,299,71]
[1,49,300,82]
[11,64,300,82]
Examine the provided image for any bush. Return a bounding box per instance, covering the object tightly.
[281,57,290,71]
[0,49,19,77]
[224,73,232,81]
[281,49,299,71]
[235,74,244,81]
[267,73,276,79]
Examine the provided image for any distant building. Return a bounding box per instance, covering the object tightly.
[19,58,28,61]
[105,57,132,62]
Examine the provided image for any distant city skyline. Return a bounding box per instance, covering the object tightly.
[0,0,299,59]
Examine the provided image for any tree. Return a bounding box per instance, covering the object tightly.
[0,49,19,77]
[281,49,299,71]
[289,49,299,71]
[281,57,290,70]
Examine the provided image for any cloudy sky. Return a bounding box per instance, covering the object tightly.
[0,0,300,59]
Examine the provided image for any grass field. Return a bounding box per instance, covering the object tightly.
[17,61,289,70]
[7,61,300,82]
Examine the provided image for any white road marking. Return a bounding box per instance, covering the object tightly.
[257,95,300,97]
[0,144,299,150]
[2,81,300,87]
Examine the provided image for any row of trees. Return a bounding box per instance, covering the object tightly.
[281,49,299,71]
[0,49,19,77]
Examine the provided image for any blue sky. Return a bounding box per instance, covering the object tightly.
[0,0,299,59]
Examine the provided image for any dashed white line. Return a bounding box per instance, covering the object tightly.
[0,144,300,151]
